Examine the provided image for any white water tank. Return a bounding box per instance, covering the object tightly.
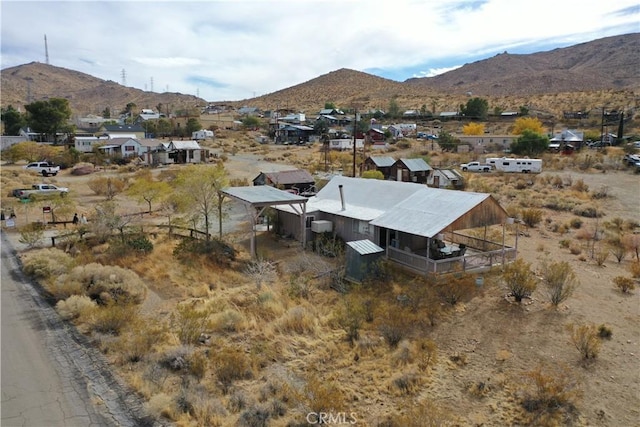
[311,220,333,233]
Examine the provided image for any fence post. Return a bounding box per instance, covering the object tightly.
[51,236,56,247]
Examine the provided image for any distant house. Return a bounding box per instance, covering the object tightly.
[366,128,385,143]
[363,156,395,179]
[318,108,344,116]
[329,138,364,151]
[390,158,432,183]
[253,169,315,195]
[455,134,517,154]
[388,123,417,138]
[97,137,143,157]
[427,168,465,189]
[278,124,315,144]
[238,106,262,116]
[74,135,109,153]
[549,129,584,151]
[101,124,146,140]
[154,140,206,164]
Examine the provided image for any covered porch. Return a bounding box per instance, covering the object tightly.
[370,190,516,276]
[384,228,517,275]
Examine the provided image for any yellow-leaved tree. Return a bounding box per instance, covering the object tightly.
[462,122,485,135]
[511,117,544,135]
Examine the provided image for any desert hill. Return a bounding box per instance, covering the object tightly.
[1,33,638,118]
[0,62,207,117]
[405,33,640,96]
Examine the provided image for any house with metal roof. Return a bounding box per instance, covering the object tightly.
[152,140,207,164]
[427,168,465,189]
[390,158,432,183]
[97,137,143,157]
[275,176,514,275]
[363,156,395,179]
[253,169,315,195]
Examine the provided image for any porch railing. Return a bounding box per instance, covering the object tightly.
[387,246,516,275]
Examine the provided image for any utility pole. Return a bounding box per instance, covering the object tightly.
[44,34,49,64]
[352,109,358,177]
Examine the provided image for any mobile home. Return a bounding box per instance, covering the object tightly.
[485,157,542,173]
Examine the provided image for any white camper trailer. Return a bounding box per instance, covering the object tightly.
[485,157,542,173]
[192,129,214,140]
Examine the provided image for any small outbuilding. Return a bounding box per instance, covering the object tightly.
[345,239,384,283]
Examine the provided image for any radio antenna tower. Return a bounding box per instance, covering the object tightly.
[121,69,127,86]
[44,34,50,64]
[150,77,154,92]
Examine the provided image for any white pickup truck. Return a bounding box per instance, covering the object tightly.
[14,184,69,199]
[460,161,493,172]
[24,162,61,177]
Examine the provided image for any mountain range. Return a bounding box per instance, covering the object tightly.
[1,33,638,118]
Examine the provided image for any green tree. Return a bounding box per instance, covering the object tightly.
[156,118,172,138]
[324,102,337,110]
[24,98,73,143]
[241,116,260,129]
[511,129,549,156]
[1,141,57,163]
[314,119,330,139]
[460,97,488,120]
[1,105,27,135]
[102,107,111,119]
[173,164,229,240]
[185,117,202,135]
[387,98,400,119]
[436,130,458,152]
[126,171,171,213]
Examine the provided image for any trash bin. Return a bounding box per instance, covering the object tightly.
[475,276,484,287]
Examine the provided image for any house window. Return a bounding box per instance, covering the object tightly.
[305,216,315,228]
[125,146,135,151]
[352,220,370,236]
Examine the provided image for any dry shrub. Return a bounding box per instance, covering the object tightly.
[613,276,635,293]
[277,306,316,335]
[521,208,543,228]
[304,374,346,413]
[59,263,147,305]
[87,176,127,199]
[415,338,438,372]
[568,243,582,255]
[378,307,412,348]
[212,308,246,333]
[21,248,74,280]
[333,295,366,344]
[391,340,414,367]
[540,260,579,306]
[391,371,421,395]
[175,385,225,426]
[622,234,640,261]
[567,323,601,360]
[503,258,537,302]
[594,249,609,266]
[519,365,581,426]
[118,319,167,363]
[210,346,253,393]
[356,335,380,354]
[237,406,270,427]
[255,291,285,320]
[90,303,138,335]
[571,179,589,192]
[391,399,456,426]
[171,304,214,345]
[145,393,177,421]
[436,272,475,305]
[55,295,97,320]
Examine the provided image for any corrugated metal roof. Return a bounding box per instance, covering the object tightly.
[275,176,424,220]
[224,185,308,205]
[399,158,432,171]
[368,156,395,167]
[370,188,490,238]
[346,239,384,255]
[169,140,201,150]
[263,169,314,185]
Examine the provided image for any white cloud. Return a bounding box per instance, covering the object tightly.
[414,66,464,78]
[1,0,638,103]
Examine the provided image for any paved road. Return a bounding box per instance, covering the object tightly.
[1,232,151,426]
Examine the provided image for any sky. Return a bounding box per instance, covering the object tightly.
[2,1,639,103]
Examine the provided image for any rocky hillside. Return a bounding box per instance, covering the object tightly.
[0,62,206,117]
[405,33,640,96]
[1,33,638,119]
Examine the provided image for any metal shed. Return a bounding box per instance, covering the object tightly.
[345,239,384,283]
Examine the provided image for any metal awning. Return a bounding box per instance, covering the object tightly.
[223,186,308,257]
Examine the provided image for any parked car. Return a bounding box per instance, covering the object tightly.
[459,161,492,172]
[23,162,60,177]
[13,183,69,199]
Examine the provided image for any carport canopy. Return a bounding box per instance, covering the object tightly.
[222,185,308,257]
